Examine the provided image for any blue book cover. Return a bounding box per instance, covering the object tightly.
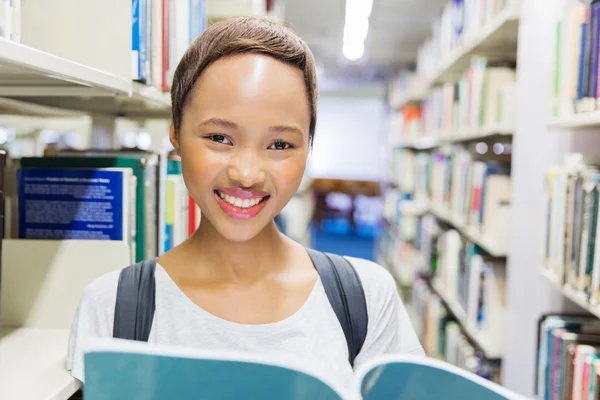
[132,0,147,82]
[17,168,125,241]
[83,338,530,400]
[357,355,529,400]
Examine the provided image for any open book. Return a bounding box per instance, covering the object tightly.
[83,338,530,400]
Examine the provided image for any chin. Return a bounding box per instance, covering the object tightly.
[213,218,272,242]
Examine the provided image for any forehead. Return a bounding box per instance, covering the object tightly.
[185,54,310,130]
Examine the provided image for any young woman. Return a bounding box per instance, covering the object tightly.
[67,15,424,387]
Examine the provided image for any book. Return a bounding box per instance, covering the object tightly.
[16,167,137,262]
[410,276,503,384]
[20,152,161,263]
[83,337,529,400]
[535,314,600,400]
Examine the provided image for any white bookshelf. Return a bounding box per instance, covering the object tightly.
[427,5,521,86]
[394,127,514,151]
[0,38,171,118]
[449,126,514,142]
[431,278,503,359]
[429,204,507,257]
[0,327,80,400]
[539,266,600,319]
[548,111,600,129]
[391,86,428,109]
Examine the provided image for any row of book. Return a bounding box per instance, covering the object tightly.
[542,153,600,305]
[410,277,502,383]
[551,1,600,117]
[422,56,517,137]
[433,227,506,350]
[388,56,517,145]
[535,314,600,400]
[416,0,513,84]
[0,0,20,42]
[5,149,199,263]
[132,0,208,90]
[391,146,512,248]
[387,68,424,108]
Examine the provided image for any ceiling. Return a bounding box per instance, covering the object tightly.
[281,0,447,89]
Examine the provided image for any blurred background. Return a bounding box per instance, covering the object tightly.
[6,0,600,399]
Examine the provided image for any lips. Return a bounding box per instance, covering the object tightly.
[214,188,271,219]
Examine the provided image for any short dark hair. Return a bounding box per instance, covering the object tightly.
[171,15,318,144]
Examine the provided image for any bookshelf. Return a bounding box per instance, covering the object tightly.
[0,38,172,118]
[427,5,520,87]
[429,204,507,258]
[0,327,80,400]
[549,111,600,129]
[383,1,520,385]
[431,278,503,359]
[0,37,130,97]
[389,2,521,109]
[538,267,600,319]
[394,127,514,150]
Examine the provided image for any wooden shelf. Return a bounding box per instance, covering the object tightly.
[426,5,520,86]
[0,38,171,118]
[431,278,503,359]
[549,110,600,129]
[539,266,600,318]
[429,204,507,257]
[0,327,80,400]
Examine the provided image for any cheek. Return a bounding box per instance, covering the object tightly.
[179,144,221,197]
[269,154,307,196]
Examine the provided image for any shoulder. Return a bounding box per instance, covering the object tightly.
[76,269,122,321]
[343,256,397,300]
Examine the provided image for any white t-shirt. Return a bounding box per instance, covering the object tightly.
[66,256,425,387]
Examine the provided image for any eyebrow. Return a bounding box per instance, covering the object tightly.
[198,118,238,129]
[269,125,303,136]
[198,118,303,136]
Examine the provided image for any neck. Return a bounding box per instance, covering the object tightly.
[183,216,295,283]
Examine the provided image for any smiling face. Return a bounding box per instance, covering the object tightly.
[171,54,311,242]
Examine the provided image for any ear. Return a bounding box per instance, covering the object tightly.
[169,123,180,156]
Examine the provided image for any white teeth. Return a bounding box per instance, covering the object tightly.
[218,191,265,208]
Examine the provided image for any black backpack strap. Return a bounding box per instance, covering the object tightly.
[306,248,368,367]
[113,258,157,341]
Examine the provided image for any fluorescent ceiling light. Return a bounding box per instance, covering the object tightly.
[343,40,365,62]
[345,0,373,19]
[342,0,372,62]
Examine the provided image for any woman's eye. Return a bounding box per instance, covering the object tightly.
[208,135,232,145]
[269,141,292,150]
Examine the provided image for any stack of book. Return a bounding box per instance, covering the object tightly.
[7,149,201,263]
[0,0,20,42]
[410,278,502,383]
[551,1,600,117]
[542,153,600,305]
[132,0,208,91]
[535,314,600,400]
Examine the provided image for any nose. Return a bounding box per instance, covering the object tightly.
[228,148,266,188]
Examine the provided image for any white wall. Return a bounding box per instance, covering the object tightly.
[309,94,388,181]
[503,0,600,395]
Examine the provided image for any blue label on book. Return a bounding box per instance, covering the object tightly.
[18,168,124,241]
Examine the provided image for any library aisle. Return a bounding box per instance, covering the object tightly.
[2,0,600,399]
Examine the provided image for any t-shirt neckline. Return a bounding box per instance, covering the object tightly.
[155,263,324,331]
